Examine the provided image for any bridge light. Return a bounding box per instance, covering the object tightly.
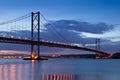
[24,37,27,40]
[42,40,45,42]
[50,41,53,43]
[107,54,113,58]
[18,37,21,39]
[31,54,38,59]
[53,42,57,44]
[2,35,6,37]
[31,53,34,58]
[10,36,14,38]
[34,56,38,59]
[46,41,49,42]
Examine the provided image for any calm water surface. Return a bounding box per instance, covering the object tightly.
[0,58,120,80]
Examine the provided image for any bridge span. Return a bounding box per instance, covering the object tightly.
[0,37,108,55]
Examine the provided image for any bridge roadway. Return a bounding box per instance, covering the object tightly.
[0,37,108,55]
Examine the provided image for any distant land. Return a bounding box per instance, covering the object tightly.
[0,52,120,59]
[42,52,120,59]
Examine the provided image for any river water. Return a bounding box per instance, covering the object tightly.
[0,58,120,80]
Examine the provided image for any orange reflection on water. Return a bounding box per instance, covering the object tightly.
[10,64,16,80]
[0,61,107,80]
[0,63,28,80]
[41,74,73,80]
[18,64,22,80]
[32,59,35,80]
[4,65,8,80]
[40,74,104,80]
[0,60,35,80]
[0,65,3,80]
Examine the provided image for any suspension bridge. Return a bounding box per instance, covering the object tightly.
[0,12,109,60]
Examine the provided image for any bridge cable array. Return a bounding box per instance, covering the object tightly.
[0,12,71,43]
[40,13,71,43]
[0,13,31,25]
[0,13,31,39]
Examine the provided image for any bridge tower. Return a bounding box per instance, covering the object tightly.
[95,38,100,50]
[31,12,40,58]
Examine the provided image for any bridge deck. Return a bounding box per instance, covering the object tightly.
[0,37,108,55]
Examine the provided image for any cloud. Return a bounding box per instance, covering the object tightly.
[41,20,120,53]
[44,20,114,34]
[41,20,114,44]
[85,43,96,47]
[80,25,120,42]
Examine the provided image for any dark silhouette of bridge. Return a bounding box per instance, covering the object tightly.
[0,12,109,59]
[0,37,108,54]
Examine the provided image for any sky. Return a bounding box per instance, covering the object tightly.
[0,0,120,54]
[0,0,120,24]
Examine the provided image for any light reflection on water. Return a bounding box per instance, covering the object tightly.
[0,58,120,80]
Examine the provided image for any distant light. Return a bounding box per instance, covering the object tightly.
[41,40,44,42]
[24,37,27,40]
[10,36,14,38]
[34,56,38,59]
[2,35,6,37]
[18,37,21,39]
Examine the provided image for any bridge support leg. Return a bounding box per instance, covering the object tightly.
[31,12,40,59]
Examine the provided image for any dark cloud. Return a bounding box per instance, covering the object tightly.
[41,20,114,44]
[44,20,114,34]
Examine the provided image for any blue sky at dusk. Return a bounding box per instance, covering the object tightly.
[0,0,120,24]
[0,0,120,54]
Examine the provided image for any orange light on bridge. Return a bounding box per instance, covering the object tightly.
[33,56,38,59]
[31,53,38,59]
[107,54,113,58]
[32,54,34,58]
[96,56,100,59]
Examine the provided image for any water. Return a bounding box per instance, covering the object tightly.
[0,58,120,80]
